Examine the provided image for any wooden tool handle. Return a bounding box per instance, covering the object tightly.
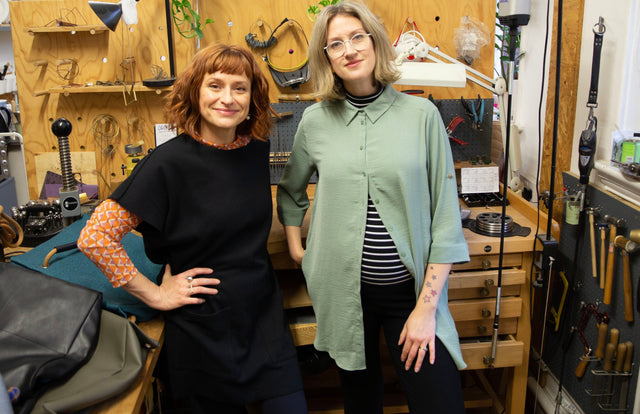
[604,239,616,304]
[589,214,597,278]
[623,341,634,373]
[603,342,616,372]
[623,253,633,322]
[609,328,620,350]
[595,322,609,360]
[614,343,627,372]
[575,356,590,378]
[600,227,607,290]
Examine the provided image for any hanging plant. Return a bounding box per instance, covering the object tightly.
[306,0,341,22]
[171,0,214,39]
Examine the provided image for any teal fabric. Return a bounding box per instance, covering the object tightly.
[11,215,162,322]
[277,86,470,371]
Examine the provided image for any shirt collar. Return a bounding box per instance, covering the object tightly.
[338,85,399,126]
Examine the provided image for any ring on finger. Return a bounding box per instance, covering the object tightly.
[187,276,194,294]
[419,346,428,352]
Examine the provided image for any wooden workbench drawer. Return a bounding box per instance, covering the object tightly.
[460,336,524,370]
[452,253,522,271]
[448,268,525,300]
[449,297,522,322]
[455,317,518,338]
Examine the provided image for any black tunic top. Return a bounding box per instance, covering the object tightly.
[110,135,302,404]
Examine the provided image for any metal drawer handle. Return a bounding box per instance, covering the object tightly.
[477,325,487,334]
[481,308,492,318]
[481,259,491,270]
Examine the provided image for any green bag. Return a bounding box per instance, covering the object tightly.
[30,310,159,414]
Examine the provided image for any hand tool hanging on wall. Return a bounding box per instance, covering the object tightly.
[618,341,633,410]
[585,207,600,280]
[604,215,625,304]
[461,95,484,130]
[614,235,639,322]
[577,17,605,188]
[446,116,467,146]
[591,341,616,406]
[610,341,628,407]
[598,222,609,290]
[630,229,640,314]
[574,303,609,378]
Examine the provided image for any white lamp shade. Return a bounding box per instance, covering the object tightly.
[393,62,467,88]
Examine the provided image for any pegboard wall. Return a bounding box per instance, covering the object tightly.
[436,98,494,164]
[542,172,640,413]
[268,97,493,184]
[270,101,315,184]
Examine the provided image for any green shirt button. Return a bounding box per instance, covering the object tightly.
[374,199,379,204]
[360,146,364,150]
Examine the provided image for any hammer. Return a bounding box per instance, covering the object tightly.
[585,207,599,280]
[603,215,626,305]
[614,235,640,322]
[598,223,609,290]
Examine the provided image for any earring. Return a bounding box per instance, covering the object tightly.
[246,114,251,120]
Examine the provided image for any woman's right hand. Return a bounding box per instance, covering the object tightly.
[284,225,305,265]
[123,264,219,311]
[154,264,219,311]
[289,245,305,265]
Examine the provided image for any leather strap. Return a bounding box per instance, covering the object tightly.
[587,18,606,107]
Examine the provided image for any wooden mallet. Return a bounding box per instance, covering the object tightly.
[614,235,639,322]
[604,216,625,305]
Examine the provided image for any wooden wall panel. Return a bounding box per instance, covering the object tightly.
[10,0,495,200]
[540,0,584,225]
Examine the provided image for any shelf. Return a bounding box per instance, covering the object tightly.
[25,25,109,35]
[46,84,172,96]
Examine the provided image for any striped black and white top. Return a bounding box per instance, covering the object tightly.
[345,87,413,286]
[361,197,413,285]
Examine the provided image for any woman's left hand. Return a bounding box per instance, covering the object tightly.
[398,307,436,373]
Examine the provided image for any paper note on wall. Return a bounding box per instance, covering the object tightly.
[460,166,499,194]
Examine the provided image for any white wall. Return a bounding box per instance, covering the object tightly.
[0,31,13,67]
[510,0,638,201]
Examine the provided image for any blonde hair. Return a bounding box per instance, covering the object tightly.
[308,0,400,101]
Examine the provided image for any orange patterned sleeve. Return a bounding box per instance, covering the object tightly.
[77,199,144,287]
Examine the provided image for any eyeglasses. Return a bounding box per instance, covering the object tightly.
[324,33,372,58]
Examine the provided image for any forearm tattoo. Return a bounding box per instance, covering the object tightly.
[421,265,438,304]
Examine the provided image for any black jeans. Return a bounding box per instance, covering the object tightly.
[337,280,466,414]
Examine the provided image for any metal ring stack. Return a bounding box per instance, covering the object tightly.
[475,212,514,235]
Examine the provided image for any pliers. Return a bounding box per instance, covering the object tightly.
[461,94,484,130]
[446,116,467,146]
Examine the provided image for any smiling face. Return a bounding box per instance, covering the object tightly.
[326,14,377,96]
[198,71,251,145]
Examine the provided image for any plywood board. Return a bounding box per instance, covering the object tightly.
[34,151,97,197]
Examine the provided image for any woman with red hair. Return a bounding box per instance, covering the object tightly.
[78,44,307,414]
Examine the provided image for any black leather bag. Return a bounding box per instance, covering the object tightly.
[0,262,102,409]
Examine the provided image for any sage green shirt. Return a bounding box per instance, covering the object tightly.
[277,86,470,371]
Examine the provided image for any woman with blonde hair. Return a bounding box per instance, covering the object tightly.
[277,2,468,412]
